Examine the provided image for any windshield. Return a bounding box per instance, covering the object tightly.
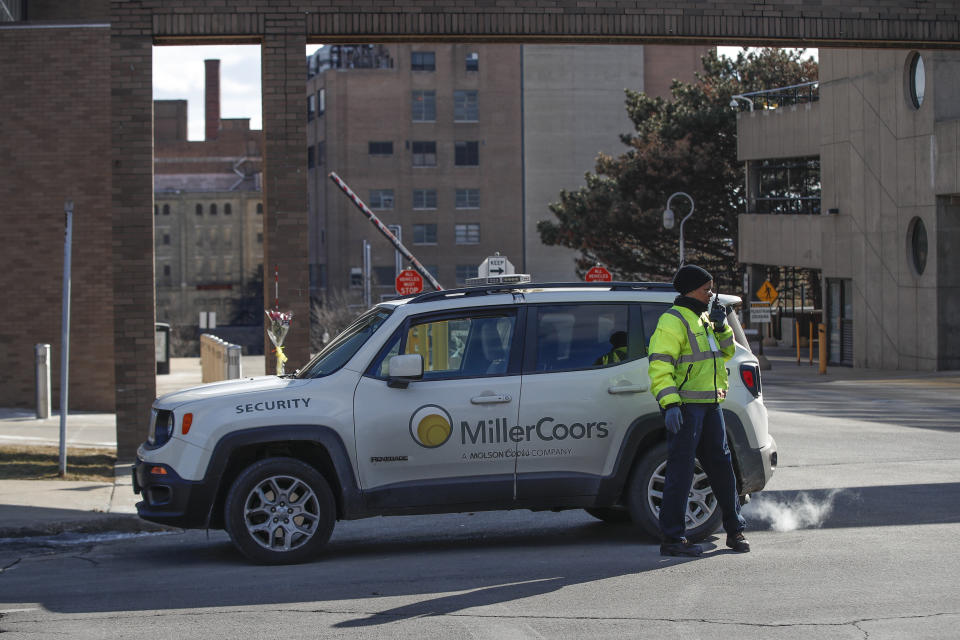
[296,307,393,378]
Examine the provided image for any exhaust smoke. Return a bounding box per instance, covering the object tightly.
[742,489,845,532]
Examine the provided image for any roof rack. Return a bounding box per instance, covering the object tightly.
[408,281,676,304]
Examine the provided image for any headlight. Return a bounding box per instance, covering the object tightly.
[147,409,175,447]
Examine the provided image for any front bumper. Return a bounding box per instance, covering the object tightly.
[133,458,216,529]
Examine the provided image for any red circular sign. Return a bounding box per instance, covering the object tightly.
[585,266,613,282]
[395,269,424,295]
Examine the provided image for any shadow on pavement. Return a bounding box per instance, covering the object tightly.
[745,483,960,531]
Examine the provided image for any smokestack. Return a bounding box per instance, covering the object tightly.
[204,59,220,141]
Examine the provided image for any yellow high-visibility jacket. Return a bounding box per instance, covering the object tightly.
[648,304,736,408]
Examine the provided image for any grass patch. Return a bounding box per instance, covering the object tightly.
[0,445,117,482]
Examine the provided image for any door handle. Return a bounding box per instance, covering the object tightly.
[607,384,647,394]
[471,394,512,404]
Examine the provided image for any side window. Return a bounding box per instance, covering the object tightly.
[640,303,671,352]
[373,312,516,379]
[534,304,630,372]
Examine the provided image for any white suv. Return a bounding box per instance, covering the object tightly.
[134,282,777,564]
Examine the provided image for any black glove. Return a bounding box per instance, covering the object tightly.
[664,406,683,434]
[709,301,727,331]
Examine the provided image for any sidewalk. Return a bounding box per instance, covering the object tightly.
[0,356,263,539]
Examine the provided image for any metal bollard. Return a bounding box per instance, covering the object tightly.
[227,345,242,379]
[35,343,51,419]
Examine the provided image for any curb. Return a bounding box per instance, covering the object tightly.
[0,515,177,540]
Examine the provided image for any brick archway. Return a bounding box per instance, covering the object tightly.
[110,1,960,457]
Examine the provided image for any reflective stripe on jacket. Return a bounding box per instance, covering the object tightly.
[648,305,736,408]
[596,346,628,366]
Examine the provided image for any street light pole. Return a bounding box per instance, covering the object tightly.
[663,192,695,268]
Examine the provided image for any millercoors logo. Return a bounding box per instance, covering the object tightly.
[409,404,453,448]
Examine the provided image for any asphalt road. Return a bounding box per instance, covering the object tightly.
[1,375,958,639]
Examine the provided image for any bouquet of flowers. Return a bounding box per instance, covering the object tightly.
[265,309,293,375]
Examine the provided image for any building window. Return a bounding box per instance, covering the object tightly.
[412,141,437,167]
[196,204,203,216]
[412,189,437,209]
[373,266,395,287]
[456,264,478,285]
[154,205,159,216]
[369,141,393,156]
[455,141,479,166]
[454,91,478,122]
[256,203,263,214]
[455,188,480,209]
[752,157,820,214]
[210,203,218,215]
[316,141,325,165]
[257,232,263,244]
[455,223,480,244]
[317,89,325,115]
[307,93,316,120]
[350,267,363,287]
[465,52,479,72]
[908,52,926,109]
[308,145,316,168]
[162,234,171,245]
[412,90,436,122]
[160,204,169,215]
[224,203,232,215]
[163,265,171,277]
[369,189,395,210]
[411,51,435,71]
[909,217,928,275]
[413,223,437,244]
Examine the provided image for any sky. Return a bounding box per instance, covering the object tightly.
[153,44,815,141]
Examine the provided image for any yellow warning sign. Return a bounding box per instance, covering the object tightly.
[756,280,779,303]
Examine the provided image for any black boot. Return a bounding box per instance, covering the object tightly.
[660,538,703,557]
[726,532,750,552]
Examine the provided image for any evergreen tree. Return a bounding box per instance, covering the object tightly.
[538,48,818,289]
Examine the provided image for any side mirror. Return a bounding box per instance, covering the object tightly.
[387,353,423,388]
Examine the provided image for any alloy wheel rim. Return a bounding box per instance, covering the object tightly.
[647,459,718,529]
[243,474,321,552]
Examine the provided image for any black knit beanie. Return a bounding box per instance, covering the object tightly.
[673,265,712,295]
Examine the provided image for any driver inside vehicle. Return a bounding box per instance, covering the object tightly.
[595,330,628,366]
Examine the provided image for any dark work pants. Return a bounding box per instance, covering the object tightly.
[659,403,745,542]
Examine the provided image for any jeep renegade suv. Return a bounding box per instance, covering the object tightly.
[134,282,777,564]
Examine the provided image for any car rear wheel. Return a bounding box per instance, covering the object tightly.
[627,442,722,541]
[224,457,335,564]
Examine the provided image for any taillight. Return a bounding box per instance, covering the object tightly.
[739,364,761,398]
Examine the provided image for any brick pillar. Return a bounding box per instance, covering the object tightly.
[262,31,309,373]
[205,58,220,141]
[111,27,156,461]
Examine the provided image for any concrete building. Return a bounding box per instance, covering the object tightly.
[737,49,960,370]
[523,45,710,282]
[307,43,710,298]
[153,61,264,351]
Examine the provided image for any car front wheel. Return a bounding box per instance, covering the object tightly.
[627,442,722,542]
[224,457,336,564]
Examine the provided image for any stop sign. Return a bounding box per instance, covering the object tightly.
[585,266,612,282]
[395,269,424,295]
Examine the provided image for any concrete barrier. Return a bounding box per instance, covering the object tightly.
[200,334,243,383]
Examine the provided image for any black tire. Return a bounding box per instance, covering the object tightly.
[224,457,336,564]
[584,508,633,524]
[627,442,722,542]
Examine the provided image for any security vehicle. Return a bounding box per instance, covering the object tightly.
[134,282,777,564]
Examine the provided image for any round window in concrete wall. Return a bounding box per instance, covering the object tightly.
[907,52,926,109]
[908,217,928,275]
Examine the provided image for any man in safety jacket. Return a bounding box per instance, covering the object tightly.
[648,264,750,556]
